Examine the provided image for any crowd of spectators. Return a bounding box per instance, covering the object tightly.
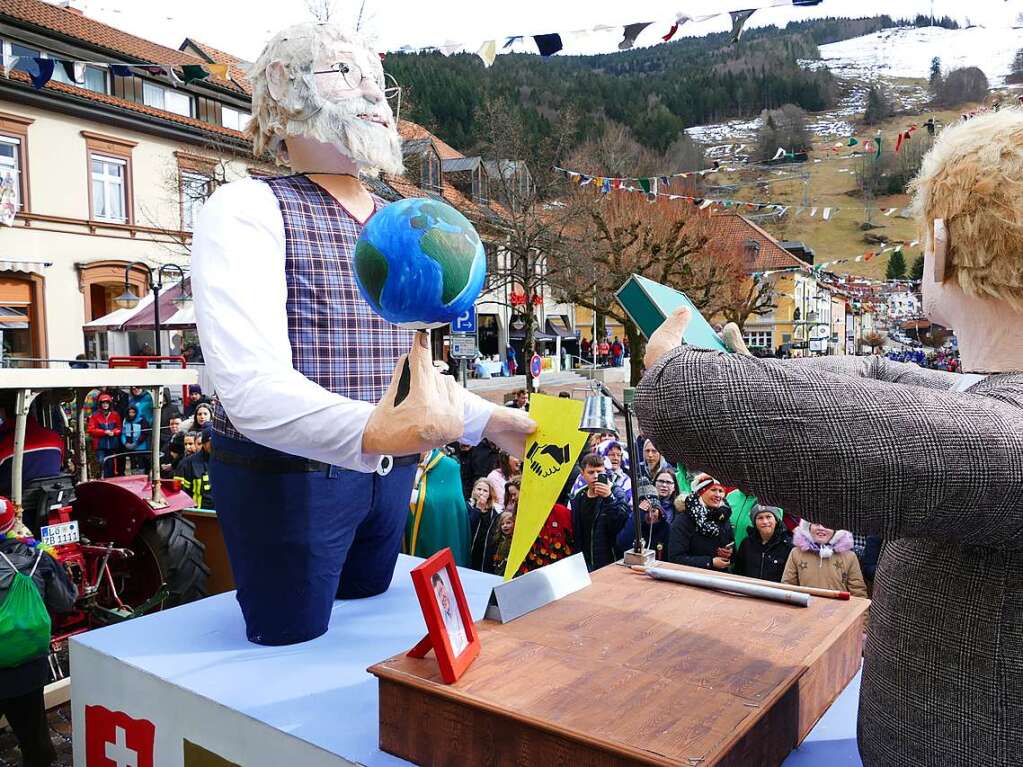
[81,383,215,510]
[580,335,629,368]
[887,348,960,372]
[409,391,875,597]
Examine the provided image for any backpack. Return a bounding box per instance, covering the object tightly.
[0,550,51,668]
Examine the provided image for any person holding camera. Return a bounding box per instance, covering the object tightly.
[0,497,77,767]
[570,453,630,572]
[668,473,734,571]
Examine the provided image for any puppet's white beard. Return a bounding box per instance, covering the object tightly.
[291,97,404,176]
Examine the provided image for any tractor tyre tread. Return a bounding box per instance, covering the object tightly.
[138,513,210,608]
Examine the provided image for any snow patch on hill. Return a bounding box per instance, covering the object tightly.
[808,25,1020,85]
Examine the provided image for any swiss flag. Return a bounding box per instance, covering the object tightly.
[85,705,155,767]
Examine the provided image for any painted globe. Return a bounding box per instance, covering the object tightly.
[354,198,486,329]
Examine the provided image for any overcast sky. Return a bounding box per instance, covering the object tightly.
[72,0,1021,62]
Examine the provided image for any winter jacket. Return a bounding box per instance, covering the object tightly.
[781,527,868,597]
[86,410,122,451]
[615,505,670,560]
[667,497,734,570]
[518,503,574,575]
[570,484,630,571]
[0,538,77,699]
[468,504,500,572]
[128,390,154,426]
[175,450,213,509]
[733,525,793,582]
[121,415,150,453]
[638,458,673,483]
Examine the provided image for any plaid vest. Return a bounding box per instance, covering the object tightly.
[214,175,414,443]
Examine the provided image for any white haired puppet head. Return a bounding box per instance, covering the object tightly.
[246,22,403,175]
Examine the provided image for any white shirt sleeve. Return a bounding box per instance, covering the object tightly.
[192,179,382,472]
[191,179,497,472]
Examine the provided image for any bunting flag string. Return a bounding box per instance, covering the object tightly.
[557,165,843,222]
[2,55,232,91]
[553,162,728,187]
[392,0,823,66]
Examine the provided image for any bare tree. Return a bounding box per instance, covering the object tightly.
[554,191,732,385]
[474,100,578,394]
[717,272,777,331]
[862,330,887,354]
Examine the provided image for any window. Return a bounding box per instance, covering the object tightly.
[180,171,211,231]
[90,155,127,223]
[743,331,773,350]
[0,136,22,210]
[221,106,250,131]
[51,62,108,94]
[142,81,193,117]
[7,42,40,76]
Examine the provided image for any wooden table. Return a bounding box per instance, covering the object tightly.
[370,562,869,767]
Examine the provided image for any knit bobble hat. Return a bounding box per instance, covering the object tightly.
[0,496,15,534]
[690,473,723,498]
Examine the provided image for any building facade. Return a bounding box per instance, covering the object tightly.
[0,0,255,363]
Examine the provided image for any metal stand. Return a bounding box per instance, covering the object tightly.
[582,381,657,565]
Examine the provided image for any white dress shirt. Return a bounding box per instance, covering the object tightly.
[191,178,495,473]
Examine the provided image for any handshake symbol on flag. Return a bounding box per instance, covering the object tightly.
[526,441,572,479]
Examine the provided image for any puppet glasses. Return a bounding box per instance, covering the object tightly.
[311,61,402,122]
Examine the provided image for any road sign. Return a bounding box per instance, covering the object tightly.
[529,353,542,379]
[451,307,477,334]
[450,334,477,359]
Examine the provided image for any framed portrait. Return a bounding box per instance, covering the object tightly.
[407,548,480,684]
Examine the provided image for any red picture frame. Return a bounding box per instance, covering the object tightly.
[407,548,481,684]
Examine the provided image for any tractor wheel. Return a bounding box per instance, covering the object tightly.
[134,514,210,608]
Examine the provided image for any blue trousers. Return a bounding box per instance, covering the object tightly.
[210,433,417,646]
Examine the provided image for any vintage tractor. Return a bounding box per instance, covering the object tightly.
[1,367,209,682]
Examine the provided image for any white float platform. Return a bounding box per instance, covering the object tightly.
[70,555,861,766]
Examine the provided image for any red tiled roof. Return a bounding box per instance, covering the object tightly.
[2,67,248,144]
[398,120,463,161]
[709,213,811,273]
[384,173,504,229]
[0,0,244,93]
[179,38,251,95]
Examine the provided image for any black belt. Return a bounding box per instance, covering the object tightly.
[211,445,418,474]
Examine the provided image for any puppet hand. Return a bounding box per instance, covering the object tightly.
[363,332,465,457]
[644,307,691,370]
[719,323,753,356]
[482,406,536,459]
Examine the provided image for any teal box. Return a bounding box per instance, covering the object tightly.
[614,274,727,352]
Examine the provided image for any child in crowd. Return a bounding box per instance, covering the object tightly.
[782,520,868,598]
[484,511,515,576]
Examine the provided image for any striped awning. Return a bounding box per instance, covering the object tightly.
[0,259,51,273]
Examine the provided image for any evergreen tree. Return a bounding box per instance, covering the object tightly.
[887,248,907,281]
[910,254,925,281]
[1008,48,1023,85]
[863,86,894,125]
[929,57,943,93]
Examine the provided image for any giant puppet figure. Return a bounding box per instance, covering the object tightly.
[637,110,1023,767]
[191,23,533,647]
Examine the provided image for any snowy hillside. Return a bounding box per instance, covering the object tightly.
[808,25,1021,85]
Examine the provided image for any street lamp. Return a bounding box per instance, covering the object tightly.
[115,261,190,356]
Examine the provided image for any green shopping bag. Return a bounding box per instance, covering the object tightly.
[0,550,51,668]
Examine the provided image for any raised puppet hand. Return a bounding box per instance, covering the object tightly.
[481,405,536,459]
[362,332,465,457]
[644,308,752,370]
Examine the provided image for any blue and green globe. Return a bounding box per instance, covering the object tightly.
[354,198,486,329]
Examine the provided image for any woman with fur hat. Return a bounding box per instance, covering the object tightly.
[668,473,734,571]
[781,520,867,597]
[733,505,792,583]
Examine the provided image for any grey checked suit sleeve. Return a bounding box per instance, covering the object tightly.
[635,347,1023,548]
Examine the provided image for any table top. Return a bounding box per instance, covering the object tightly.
[372,563,868,765]
[72,557,863,766]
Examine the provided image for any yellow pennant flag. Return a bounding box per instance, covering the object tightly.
[206,63,231,81]
[503,393,589,580]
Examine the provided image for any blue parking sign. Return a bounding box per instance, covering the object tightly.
[451,307,477,334]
